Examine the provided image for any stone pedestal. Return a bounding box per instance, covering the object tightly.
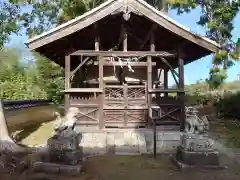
[176,146,220,167]
[174,133,223,169]
[181,133,214,152]
[47,128,83,165]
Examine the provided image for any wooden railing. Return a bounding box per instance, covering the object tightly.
[104,84,147,109]
[149,97,183,126]
[1,99,52,111]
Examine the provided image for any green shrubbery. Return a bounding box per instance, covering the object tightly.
[185,90,240,120]
[0,48,64,104]
[215,92,240,119]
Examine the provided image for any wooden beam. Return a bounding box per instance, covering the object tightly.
[70,50,175,57]
[94,61,156,66]
[148,89,185,93]
[70,57,91,81]
[178,57,184,89]
[164,68,168,96]
[147,56,152,100]
[177,52,185,132]
[150,30,155,52]
[96,23,104,128]
[94,23,100,51]
[159,56,179,87]
[109,24,124,51]
[170,69,179,88]
[123,21,127,52]
[124,23,143,44]
[99,57,104,128]
[159,57,179,77]
[62,88,103,93]
[139,24,157,50]
[158,68,163,81]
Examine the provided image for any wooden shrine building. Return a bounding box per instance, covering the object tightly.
[27,0,220,130]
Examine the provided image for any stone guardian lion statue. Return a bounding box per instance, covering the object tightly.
[185,106,209,134]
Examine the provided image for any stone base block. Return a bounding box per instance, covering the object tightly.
[48,150,83,165]
[174,146,223,169]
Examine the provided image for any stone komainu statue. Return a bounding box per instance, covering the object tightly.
[185,106,209,134]
[53,107,79,132]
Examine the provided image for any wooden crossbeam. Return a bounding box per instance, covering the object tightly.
[161,108,180,121]
[104,114,123,122]
[127,114,144,122]
[139,24,157,50]
[70,50,175,57]
[159,57,179,77]
[94,61,156,66]
[159,57,179,87]
[124,23,143,44]
[70,57,91,81]
[77,108,99,122]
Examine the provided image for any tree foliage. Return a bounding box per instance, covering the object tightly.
[168,0,240,88]
[0,1,20,49]
[0,48,46,99]
[0,48,64,103]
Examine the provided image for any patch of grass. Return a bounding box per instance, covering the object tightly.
[211,118,240,148]
[15,120,55,146]
[77,155,239,180]
[2,155,240,180]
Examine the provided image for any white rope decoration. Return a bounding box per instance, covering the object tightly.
[110,55,146,75]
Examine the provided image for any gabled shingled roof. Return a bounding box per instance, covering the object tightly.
[26,0,220,68]
[27,0,220,52]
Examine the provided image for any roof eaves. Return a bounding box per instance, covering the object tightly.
[27,0,117,45]
[135,0,221,51]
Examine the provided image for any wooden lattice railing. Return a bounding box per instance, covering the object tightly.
[104,85,124,100]
[149,97,183,126]
[104,84,147,109]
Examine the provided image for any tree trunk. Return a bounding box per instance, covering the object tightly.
[0,100,24,152]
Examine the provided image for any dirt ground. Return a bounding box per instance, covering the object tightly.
[1,155,240,180]
[4,114,240,180]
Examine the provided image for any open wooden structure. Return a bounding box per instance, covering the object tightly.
[27,0,220,130]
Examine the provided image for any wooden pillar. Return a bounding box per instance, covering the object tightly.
[178,58,184,90]
[150,32,157,157]
[148,30,155,92]
[94,24,100,51]
[164,68,168,97]
[147,57,152,100]
[123,22,127,52]
[147,30,155,128]
[150,31,155,52]
[65,55,70,112]
[99,56,104,129]
[95,23,104,129]
[178,54,185,131]
[122,20,128,127]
